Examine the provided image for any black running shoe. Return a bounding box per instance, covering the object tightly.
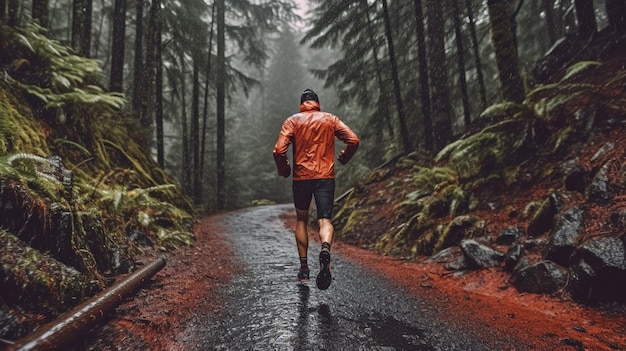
[297,267,310,281]
[316,250,332,290]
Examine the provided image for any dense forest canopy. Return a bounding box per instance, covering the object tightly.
[1,0,625,211]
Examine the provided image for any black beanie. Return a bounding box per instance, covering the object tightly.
[300,88,319,104]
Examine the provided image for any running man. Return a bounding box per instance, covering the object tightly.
[273,88,360,290]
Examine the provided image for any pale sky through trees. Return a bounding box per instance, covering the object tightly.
[294,0,310,19]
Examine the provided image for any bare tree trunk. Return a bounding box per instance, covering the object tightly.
[487,0,525,103]
[32,0,49,28]
[109,0,126,93]
[132,0,152,144]
[93,0,107,57]
[216,0,226,209]
[361,0,393,145]
[413,0,432,150]
[426,0,453,152]
[606,0,626,33]
[140,0,155,149]
[82,0,92,56]
[382,0,412,154]
[154,0,164,168]
[180,51,191,194]
[542,0,557,44]
[574,0,597,36]
[192,59,201,205]
[7,0,17,26]
[144,0,156,129]
[465,0,487,110]
[359,0,389,143]
[1,0,6,22]
[452,0,471,129]
[200,2,216,199]
[71,0,84,53]
[70,0,92,56]
[132,0,145,127]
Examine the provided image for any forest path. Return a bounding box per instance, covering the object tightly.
[83,205,625,351]
[169,204,520,351]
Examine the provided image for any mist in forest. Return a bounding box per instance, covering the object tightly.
[5,0,619,211]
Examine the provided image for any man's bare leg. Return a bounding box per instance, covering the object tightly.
[295,208,310,281]
[295,208,310,257]
[318,218,333,247]
[316,218,333,290]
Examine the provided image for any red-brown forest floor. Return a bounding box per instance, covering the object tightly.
[87,208,626,351]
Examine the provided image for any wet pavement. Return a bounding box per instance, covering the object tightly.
[178,205,500,351]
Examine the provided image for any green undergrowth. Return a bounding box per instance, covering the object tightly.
[0,24,195,338]
[334,58,626,260]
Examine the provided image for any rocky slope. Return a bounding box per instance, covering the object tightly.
[333,29,626,306]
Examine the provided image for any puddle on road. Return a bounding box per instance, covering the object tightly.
[366,313,431,350]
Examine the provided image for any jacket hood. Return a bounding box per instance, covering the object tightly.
[299,100,321,112]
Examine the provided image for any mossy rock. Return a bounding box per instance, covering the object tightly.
[0,229,99,321]
[338,208,372,243]
[433,215,485,253]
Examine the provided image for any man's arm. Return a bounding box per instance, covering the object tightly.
[273,119,293,177]
[335,119,360,165]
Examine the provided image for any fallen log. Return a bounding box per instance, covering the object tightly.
[1,256,167,351]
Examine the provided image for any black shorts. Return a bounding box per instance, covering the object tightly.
[293,178,335,219]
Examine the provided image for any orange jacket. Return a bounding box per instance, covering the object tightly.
[273,100,360,180]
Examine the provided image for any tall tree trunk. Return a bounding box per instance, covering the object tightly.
[606,0,626,33]
[200,2,216,196]
[574,0,597,36]
[216,0,226,209]
[145,0,156,127]
[413,0,432,150]
[180,51,191,194]
[109,0,126,93]
[426,0,453,152]
[93,0,106,56]
[32,0,49,28]
[0,0,6,22]
[192,59,201,205]
[133,0,148,138]
[361,0,393,150]
[154,0,164,168]
[541,0,557,44]
[7,0,17,26]
[465,0,487,110]
[487,0,525,103]
[81,0,92,56]
[381,0,412,154]
[71,0,84,53]
[7,0,20,27]
[452,0,471,129]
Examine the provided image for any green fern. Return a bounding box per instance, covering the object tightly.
[561,61,601,82]
[53,138,92,157]
[15,24,126,112]
[526,82,594,118]
[479,101,525,120]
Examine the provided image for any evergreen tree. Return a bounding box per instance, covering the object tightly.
[32,0,49,28]
[487,0,525,103]
[109,0,126,93]
[426,0,453,152]
[606,0,626,32]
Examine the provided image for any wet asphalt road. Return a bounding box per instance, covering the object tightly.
[182,205,508,351]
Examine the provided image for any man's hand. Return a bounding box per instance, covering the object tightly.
[338,150,349,165]
[274,153,291,178]
[338,143,358,165]
[280,166,292,178]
